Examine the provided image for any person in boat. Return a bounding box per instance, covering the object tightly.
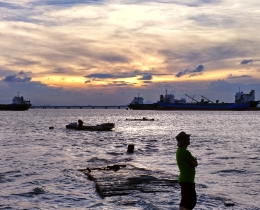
[175,131,198,210]
[77,119,84,127]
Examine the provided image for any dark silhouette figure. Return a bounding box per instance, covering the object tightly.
[78,119,84,127]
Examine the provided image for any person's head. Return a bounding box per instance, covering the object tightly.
[78,119,83,126]
[176,131,191,147]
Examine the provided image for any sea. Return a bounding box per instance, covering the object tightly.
[0,109,260,210]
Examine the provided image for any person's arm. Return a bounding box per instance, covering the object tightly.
[190,158,198,167]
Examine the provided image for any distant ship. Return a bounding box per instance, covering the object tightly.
[128,89,259,111]
[0,93,31,111]
[234,89,259,109]
[128,94,158,110]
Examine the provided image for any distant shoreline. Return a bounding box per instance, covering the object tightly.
[29,105,260,111]
[30,105,128,109]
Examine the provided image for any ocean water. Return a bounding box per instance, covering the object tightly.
[0,109,260,210]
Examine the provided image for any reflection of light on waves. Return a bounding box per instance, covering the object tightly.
[129,162,150,170]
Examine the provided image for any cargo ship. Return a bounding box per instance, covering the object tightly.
[128,90,259,111]
[0,93,31,111]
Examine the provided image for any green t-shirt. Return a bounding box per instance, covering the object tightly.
[176,147,196,183]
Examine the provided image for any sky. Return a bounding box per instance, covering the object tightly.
[1,0,260,105]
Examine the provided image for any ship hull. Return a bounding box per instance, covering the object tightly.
[128,103,158,110]
[249,101,260,108]
[157,102,250,111]
[0,104,31,111]
[128,102,251,111]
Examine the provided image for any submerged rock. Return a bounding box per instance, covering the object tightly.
[78,164,178,198]
[32,187,45,195]
[224,200,235,206]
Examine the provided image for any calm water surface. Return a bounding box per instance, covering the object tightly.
[0,110,260,210]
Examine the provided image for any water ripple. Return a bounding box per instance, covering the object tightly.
[1,110,260,209]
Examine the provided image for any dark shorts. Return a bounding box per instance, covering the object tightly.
[179,182,197,209]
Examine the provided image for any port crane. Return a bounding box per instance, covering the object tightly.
[201,95,214,103]
[185,94,199,103]
[201,95,219,103]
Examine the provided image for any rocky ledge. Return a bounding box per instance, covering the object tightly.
[78,164,179,198]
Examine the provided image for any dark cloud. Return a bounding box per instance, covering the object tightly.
[133,69,168,77]
[189,14,236,28]
[162,83,173,88]
[1,0,105,24]
[0,69,16,77]
[31,0,105,6]
[98,81,133,87]
[2,71,32,82]
[113,81,126,83]
[24,0,218,12]
[53,68,66,74]
[17,71,32,77]
[138,74,153,80]
[176,65,204,77]
[0,2,23,9]
[240,59,253,65]
[188,73,202,77]
[100,55,129,63]
[12,59,41,66]
[175,69,189,77]
[0,2,41,23]
[84,72,153,86]
[160,43,251,71]
[110,81,130,86]
[85,71,140,79]
[85,80,91,83]
[52,67,75,74]
[122,0,221,7]
[181,0,222,7]
[193,65,204,72]
[85,73,125,79]
[227,75,252,79]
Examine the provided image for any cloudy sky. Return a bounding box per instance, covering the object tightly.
[1,0,260,105]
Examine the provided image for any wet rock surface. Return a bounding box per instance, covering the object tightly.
[78,164,179,198]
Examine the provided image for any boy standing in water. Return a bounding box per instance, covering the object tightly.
[176,131,198,210]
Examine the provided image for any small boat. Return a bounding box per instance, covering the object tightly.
[126,117,155,121]
[66,122,115,131]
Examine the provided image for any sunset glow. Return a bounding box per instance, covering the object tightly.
[1,0,260,105]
